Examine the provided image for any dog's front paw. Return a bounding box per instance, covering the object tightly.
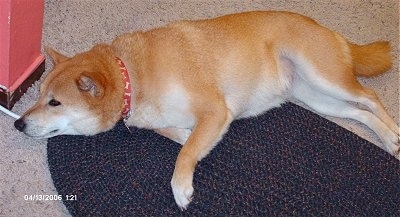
[171,172,194,210]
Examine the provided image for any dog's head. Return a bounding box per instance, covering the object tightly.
[15,45,125,138]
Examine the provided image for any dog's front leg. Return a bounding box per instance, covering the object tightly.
[171,109,232,209]
[154,128,192,145]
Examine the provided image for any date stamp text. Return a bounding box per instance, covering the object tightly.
[24,194,77,201]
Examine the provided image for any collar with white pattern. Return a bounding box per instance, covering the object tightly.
[115,57,132,121]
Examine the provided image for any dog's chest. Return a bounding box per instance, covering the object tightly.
[127,85,195,129]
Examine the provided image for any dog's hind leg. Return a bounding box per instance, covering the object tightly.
[283,31,398,156]
[291,79,399,156]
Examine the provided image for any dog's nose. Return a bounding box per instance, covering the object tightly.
[14,118,26,132]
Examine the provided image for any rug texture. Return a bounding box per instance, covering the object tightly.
[47,103,400,216]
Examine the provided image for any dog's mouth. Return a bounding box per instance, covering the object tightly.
[49,129,60,134]
[41,129,62,138]
[26,128,62,139]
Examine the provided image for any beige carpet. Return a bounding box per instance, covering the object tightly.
[1,1,398,216]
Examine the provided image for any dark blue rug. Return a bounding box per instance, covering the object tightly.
[47,102,400,217]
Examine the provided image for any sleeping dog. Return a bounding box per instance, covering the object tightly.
[15,11,398,209]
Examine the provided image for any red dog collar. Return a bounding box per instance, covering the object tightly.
[115,57,132,121]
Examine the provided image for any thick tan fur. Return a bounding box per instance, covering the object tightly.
[350,42,392,77]
[16,11,398,209]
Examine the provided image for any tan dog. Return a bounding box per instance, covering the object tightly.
[15,11,398,209]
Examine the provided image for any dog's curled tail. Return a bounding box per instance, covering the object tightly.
[350,41,392,77]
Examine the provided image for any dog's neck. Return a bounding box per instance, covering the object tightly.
[114,57,132,121]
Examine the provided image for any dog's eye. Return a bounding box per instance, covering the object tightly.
[48,99,62,106]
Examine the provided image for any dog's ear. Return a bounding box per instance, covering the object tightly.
[76,72,105,98]
[45,46,69,65]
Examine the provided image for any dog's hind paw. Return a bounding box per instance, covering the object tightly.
[392,136,400,159]
[382,131,400,157]
[394,151,400,160]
